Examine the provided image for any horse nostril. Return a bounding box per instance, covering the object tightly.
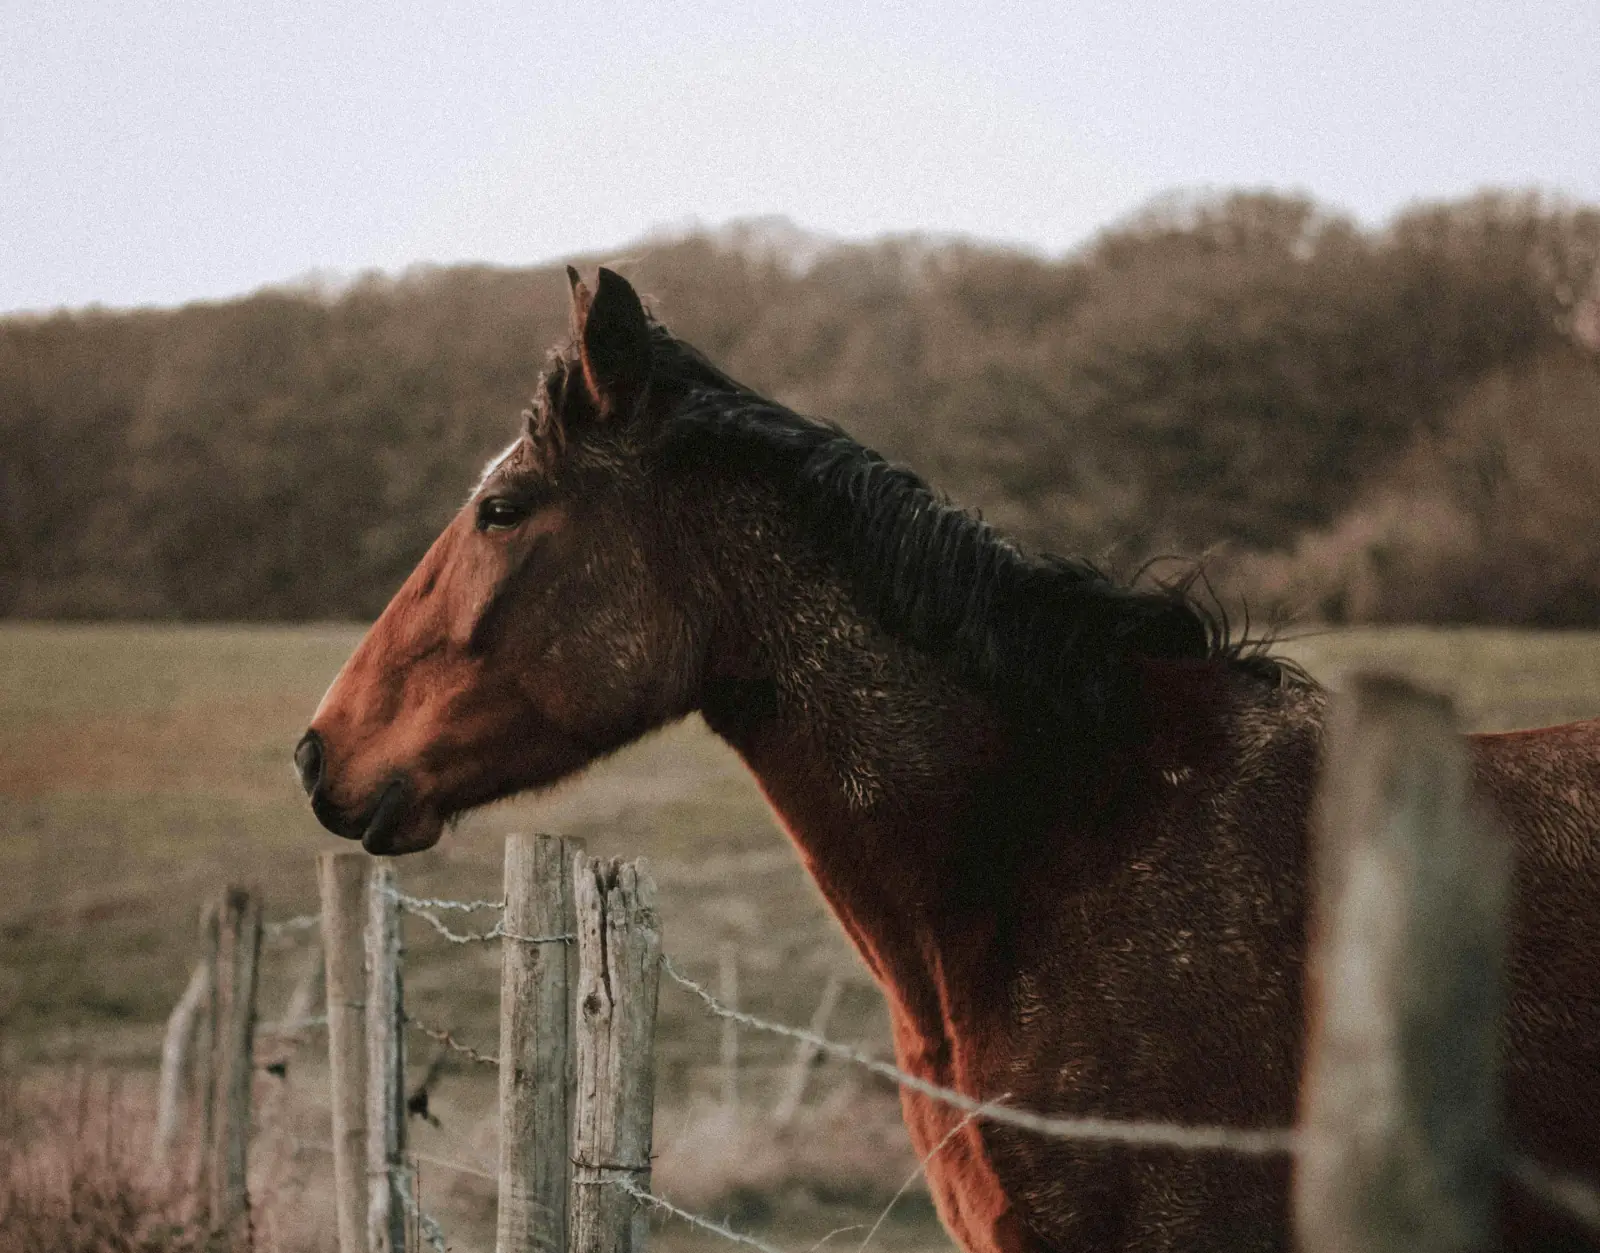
[294,730,324,797]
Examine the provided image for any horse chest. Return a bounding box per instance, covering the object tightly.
[888,835,1311,1253]
[902,1007,1300,1253]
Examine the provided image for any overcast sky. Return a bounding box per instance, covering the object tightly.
[4,0,1598,313]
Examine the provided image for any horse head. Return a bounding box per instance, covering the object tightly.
[296,268,708,853]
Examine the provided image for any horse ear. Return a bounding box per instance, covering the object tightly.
[566,265,592,338]
[572,267,652,420]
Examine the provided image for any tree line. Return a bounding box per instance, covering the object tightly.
[3,190,1597,625]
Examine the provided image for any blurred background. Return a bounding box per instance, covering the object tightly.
[3,3,1599,1250]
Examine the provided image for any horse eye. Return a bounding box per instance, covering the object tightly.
[476,497,529,532]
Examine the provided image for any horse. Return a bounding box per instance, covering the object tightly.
[295,266,1600,1252]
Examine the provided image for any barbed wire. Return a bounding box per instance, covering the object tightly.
[387,888,505,914]
[250,879,1600,1247]
[660,955,1600,1241]
[803,1224,868,1253]
[404,905,507,944]
[396,1162,449,1253]
[413,909,573,946]
[405,1012,500,1067]
[385,887,570,946]
[616,1179,787,1253]
[282,1135,494,1188]
[414,1148,497,1185]
[280,1135,464,1251]
[497,924,576,945]
[264,913,320,939]
[660,956,1298,1157]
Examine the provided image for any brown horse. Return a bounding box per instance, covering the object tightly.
[297,267,1600,1252]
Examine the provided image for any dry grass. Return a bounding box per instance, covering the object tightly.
[655,1083,919,1213]
[3,623,1599,1252]
[0,1065,220,1253]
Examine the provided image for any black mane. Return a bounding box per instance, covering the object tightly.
[555,324,1298,743]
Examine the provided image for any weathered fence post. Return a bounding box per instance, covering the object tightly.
[1295,672,1510,1253]
[497,834,582,1253]
[208,887,263,1235]
[154,959,212,1183]
[320,852,371,1253]
[569,856,661,1253]
[188,899,221,1214]
[366,862,408,1253]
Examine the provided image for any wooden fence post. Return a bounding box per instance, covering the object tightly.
[208,887,263,1235]
[188,899,221,1215]
[1295,672,1509,1253]
[497,834,582,1253]
[366,863,408,1253]
[154,959,212,1183]
[569,857,661,1253]
[320,852,371,1253]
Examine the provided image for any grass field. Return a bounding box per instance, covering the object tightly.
[2,622,1598,1251]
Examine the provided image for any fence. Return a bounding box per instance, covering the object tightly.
[153,673,1600,1252]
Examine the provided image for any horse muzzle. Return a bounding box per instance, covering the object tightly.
[295,730,440,855]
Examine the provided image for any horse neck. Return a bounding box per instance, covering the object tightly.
[690,491,1016,1041]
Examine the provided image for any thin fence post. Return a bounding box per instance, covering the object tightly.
[187,899,221,1217]
[497,834,582,1253]
[281,944,325,1029]
[208,886,263,1236]
[772,973,844,1128]
[154,959,212,1183]
[569,856,661,1253]
[320,852,371,1253]
[1295,672,1509,1253]
[366,862,407,1253]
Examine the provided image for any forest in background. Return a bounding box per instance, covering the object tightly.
[3,189,1599,625]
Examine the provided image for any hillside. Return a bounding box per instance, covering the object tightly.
[3,191,1598,624]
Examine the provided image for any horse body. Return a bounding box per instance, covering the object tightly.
[297,267,1600,1252]
[721,629,1318,1252]
[719,662,1311,1252]
[734,641,1600,1252]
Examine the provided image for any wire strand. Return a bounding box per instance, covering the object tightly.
[661,956,1298,1157]
[396,1161,448,1253]
[617,1179,788,1253]
[406,1014,500,1067]
[264,913,320,939]
[386,888,505,913]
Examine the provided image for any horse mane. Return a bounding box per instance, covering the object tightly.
[550,322,1303,745]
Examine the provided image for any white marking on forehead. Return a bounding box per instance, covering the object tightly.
[474,439,521,496]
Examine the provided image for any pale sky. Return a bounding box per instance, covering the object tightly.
[4,0,1598,314]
